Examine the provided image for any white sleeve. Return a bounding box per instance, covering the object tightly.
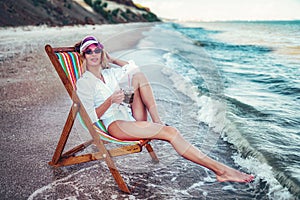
[113,60,140,84]
[76,79,99,123]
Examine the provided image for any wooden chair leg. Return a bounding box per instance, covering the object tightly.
[108,167,131,193]
[91,127,131,193]
[50,103,79,165]
[61,139,93,158]
[145,143,159,163]
[102,152,131,193]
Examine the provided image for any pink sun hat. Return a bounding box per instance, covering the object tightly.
[80,35,104,53]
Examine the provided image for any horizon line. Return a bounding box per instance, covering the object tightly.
[161,18,300,23]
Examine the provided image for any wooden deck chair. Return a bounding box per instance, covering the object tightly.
[45,44,159,193]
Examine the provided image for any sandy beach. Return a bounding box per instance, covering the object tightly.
[0,22,168,199]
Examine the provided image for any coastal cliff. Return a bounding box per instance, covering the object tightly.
[0,0,160,27]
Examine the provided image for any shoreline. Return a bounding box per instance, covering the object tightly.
[0,22,165,199]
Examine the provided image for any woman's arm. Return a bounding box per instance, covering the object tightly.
[95,90,124,118]
[111,58,129,67]
[104,51,128,67]
[95,96,112,119]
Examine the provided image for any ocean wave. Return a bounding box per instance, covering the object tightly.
[268,83,300,96]
[226,95,271,118]
[251,75,287,84]
[193,40,273,54]
[170,22,222,35]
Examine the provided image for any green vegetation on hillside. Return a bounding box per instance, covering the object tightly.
[84,0,160,23]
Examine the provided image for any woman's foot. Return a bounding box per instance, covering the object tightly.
[216,166,254,183]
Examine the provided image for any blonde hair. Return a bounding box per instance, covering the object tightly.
[100,49,110,69]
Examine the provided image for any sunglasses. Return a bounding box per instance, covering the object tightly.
[84,48,102,55]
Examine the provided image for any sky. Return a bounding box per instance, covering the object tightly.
[133,0,300,21]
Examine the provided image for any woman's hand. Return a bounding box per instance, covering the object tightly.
[110,90,124,104]
[95,90,123,118]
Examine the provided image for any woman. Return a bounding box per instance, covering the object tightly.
[76,35,254,183]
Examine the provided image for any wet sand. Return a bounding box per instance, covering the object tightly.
[0,22,161,199]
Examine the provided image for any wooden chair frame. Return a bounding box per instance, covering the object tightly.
[45,44,159,193]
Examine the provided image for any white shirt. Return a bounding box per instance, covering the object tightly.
[76,61,139,128]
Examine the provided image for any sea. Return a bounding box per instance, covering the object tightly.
[23,21,299,199]
[132,20,300,200]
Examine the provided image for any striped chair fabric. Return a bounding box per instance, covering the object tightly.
[56,52,139,145]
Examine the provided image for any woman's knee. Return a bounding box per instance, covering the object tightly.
[162,126,181,142]
[132,71,145,79]
[132,72,148,84]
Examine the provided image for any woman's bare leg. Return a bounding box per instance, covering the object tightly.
[108,121,254,183]
[130,75,147,121]
[131,72,163,124]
